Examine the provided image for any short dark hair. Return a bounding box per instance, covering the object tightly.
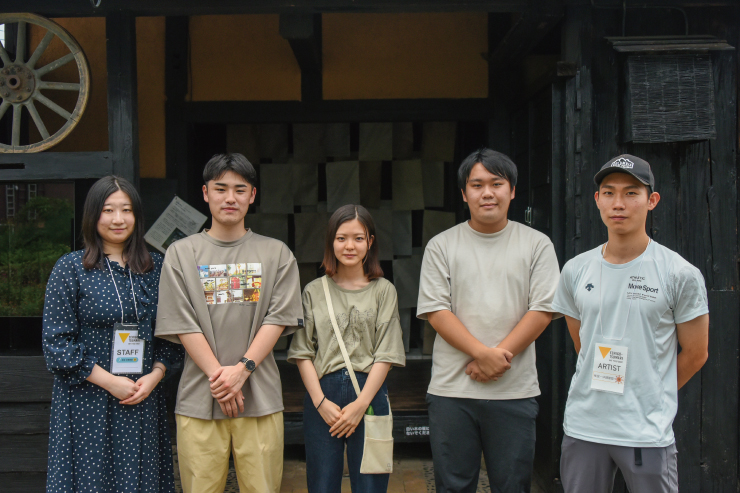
[203,153,257,187]
[322,205,383,281]
[458,148,518,190]
[81,176,153,274]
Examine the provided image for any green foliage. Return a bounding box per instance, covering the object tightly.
[0,196,74,316]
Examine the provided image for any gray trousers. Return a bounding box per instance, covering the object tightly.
[560,435,678,493]
[427,394,538,493]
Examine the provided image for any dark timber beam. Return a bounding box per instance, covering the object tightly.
[280,14,322,102]
[165,16,190,198]
[490,0,564,62]
[106,12,139,185]
[0,152,113,180]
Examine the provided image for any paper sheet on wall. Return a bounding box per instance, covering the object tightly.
[399,308,411,353]
[259,123,289,162]
[422,161,446,207]
[393,211,412,256]
[326,161,361,212]
[392,160,425,210]
[359,161,383,209]
[293,123,326,163]
[226,124,260,164]
[367,209,393,260]
[392,255,423,309]
[292,163,319,206]
[422,122,457,162]
[259,163,294,214]
[422,210,456,248]
[325,123,351,158]
[245,213,289,245]
[294,213,330,263]
[359,122,393,161]
[145,196,208,253]
[393,122,414,160]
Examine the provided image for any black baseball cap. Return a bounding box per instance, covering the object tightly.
[594,154,655,191]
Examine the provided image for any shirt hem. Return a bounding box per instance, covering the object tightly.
[427,386,541,400]
[175,405,285,420]
[564,429,675,448]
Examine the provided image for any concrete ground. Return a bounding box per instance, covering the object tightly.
[173,443,546,493]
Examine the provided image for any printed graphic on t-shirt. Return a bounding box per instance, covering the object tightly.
[198,262,261,304]
[625,275,659,303]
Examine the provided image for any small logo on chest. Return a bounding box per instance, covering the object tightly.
[585,283,595,291]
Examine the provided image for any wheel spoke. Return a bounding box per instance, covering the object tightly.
[37,81,81,91]
[34,92,72,120]
[15,21,27,64]
[0,100,10,121]
[0,39,11,67]
[26,30,54,69]
[11,103,22,147]
[26,100,50,140]
[35,52,76,77]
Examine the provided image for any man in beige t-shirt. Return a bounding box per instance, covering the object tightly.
[417,148,560,493]
[155,154,303,493]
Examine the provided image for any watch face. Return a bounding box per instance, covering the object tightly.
[246,359,256,372]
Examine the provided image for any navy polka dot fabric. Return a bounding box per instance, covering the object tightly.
[42,250,182,493]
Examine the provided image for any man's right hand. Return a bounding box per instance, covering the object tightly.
[474,347,513,379]
[218,389,245,418]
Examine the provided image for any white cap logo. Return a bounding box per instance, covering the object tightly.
[611,157,634,169]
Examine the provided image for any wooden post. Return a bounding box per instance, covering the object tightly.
[165,16,190,198]
[106,12,139,186]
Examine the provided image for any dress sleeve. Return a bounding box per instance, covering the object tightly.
[153,338,185,371]
[373,282,406,367]
[42,254,97,385]
[286,288,317,363]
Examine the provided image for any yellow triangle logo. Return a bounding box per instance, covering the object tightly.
[119,333,130,343]
[598,346,611,359]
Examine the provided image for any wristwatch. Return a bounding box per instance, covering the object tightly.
[239,357,256,372]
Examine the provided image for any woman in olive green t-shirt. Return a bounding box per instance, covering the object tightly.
[288,204,405,493]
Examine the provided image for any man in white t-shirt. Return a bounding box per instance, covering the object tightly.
[417,148,561,492]
[552,154,709,493]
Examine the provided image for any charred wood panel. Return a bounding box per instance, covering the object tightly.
[0,403,51,435]
[0,472,47,493]
[0,357,53,403]
[0,435,49,472]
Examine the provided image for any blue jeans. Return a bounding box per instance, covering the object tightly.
[303,369,390,493]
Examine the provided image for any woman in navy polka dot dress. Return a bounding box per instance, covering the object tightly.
[42,176,183,493]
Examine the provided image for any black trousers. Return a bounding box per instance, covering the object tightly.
[427,394,539,493]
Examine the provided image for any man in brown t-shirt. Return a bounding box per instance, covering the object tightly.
[155,154,303,493]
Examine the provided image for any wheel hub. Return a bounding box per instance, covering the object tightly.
[0,64,36,103]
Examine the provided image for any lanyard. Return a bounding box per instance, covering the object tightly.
[105,258,139,324]
[597,239,650,342]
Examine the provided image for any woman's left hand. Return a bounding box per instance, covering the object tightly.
[119,370,163,405]
[330,400,367,438]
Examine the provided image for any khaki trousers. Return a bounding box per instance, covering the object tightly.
[176,413,284,493]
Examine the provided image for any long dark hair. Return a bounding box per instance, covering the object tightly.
[321,204,383,281]
[81,176,153,273]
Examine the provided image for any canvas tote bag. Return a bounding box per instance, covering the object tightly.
[321,276,394,474]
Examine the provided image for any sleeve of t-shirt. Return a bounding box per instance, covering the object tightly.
[154,245,204,344]
[670,263,709,324]
[551,260,580,320]
[416,236,451,320]
[528,237,561,315]
[373,282,406,367]
[262,243,304,335]
[286,288,317,363]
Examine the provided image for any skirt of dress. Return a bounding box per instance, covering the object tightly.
[46,377,175,493]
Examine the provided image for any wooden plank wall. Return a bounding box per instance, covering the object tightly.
[562,5,740,492]
[0,356,54,492]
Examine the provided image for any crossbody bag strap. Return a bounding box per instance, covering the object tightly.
[321,276,362,398]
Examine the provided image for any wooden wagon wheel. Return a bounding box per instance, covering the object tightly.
[0,13,90,153]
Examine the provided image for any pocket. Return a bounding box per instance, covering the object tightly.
[360,436,394,474]
[364,415,393,440]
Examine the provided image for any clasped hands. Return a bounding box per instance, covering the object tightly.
[209,364,250,418]
[316,396,367,438]
[465,346,513,383]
